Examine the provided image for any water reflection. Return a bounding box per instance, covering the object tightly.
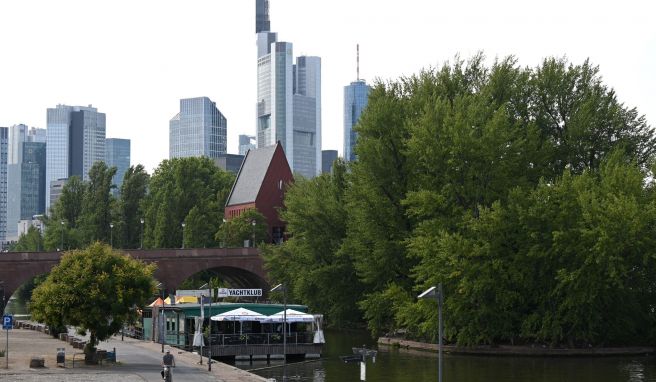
[245,330,656,382]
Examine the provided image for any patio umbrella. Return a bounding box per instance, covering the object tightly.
[210,307,268,322]
[266,309,315,323]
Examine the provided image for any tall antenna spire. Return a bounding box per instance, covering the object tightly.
[357,44,360,81]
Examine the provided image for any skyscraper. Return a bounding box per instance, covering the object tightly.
[169,97,227,159]
[105,138,131,193]
[344,44,371,162]
[239,135,256,155]
[0,127,8,246]
[255,0,321,178]
[7,125,46,241]
[46,104,106,211]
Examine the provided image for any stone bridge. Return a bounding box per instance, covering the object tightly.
[0,247,266,308]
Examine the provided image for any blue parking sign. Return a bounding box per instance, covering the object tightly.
[2,315,12,330]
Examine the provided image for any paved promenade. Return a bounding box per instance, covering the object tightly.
[0,327,270,382]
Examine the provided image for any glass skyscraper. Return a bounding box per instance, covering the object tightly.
[46,104,106,211]
[0,127,8,245]
[169,97,227,159]
[105,138,131,194]
[7,125,46,241]
[344,80,371,162]
[239,135,256,155]
[256,0,321,178]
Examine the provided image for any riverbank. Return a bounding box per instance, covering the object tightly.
[378,337,656,356]
[1,322,270,381]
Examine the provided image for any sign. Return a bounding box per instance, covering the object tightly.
[339,355,363,363]
[176,289,211,298]
[2,315,12,330]
[217,288,262,298]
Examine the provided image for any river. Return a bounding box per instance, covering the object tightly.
[242,330,656,382]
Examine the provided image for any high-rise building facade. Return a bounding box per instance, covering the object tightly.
[6,125,47,241]
[255,0,321,178]
[46,105,106,211]
[239,135,256,155]
[0,127,8,245]
[322,149,338,174]
[169,97,227,159]
[344,80,370,162]
[105,138,131,193]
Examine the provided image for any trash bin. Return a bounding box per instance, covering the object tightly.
[56,348,65,367]
[107,349,116,362]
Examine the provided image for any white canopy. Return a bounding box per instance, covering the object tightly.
[210,307,268,322]
[266,309,315,323]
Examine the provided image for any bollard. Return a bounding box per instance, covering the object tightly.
[57,348,66,368]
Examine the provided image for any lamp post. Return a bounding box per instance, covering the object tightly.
[110,223,114,248]
[270,283,287,381]
[251,219,256,248]
[60,220,64,250]
[222,218,227,248]
[419,284,444,382]
[156,283,165,353]
[181,222,186,249]
[199,282,213,371]
[140,218,144,249]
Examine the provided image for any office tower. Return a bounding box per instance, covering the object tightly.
[20,141,46,221]
[49,179,67,210]
[322,150,338,174]
[7,125,47,241]
[239,135,256,155]
[255,0,321,178]
[105,138,131,193]
[0,127,7,245]
[213,154,245,174]
[169,97,227,159]
[344,44,371,162]
[46,104,106,211]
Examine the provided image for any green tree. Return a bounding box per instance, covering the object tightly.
[116,165,149,249]
[264,160,362,327]
[44,176,86,250]
[79,162,117,244]
[216,209,268,247]
[30,242,156,362]
[143,157,234,248]
[10,226,44,252]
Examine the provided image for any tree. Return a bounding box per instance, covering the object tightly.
[79,162,117,244]
[30,242,156,362]
[142,157,234,248]
[10,226,44,252]
[44,176,86,250]
[263,160,363,326]
[117,165,149,249]
[216,209,268,247]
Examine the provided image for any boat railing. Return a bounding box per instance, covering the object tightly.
[210,332,315,346]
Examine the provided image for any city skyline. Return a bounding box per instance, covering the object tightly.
[0,0,654,173]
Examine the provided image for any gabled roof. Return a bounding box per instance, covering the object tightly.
[225,144,279,206]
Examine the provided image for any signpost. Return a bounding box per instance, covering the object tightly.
[342,346,377,381]
[3,314,12,369]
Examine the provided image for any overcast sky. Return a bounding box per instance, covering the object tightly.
[1,0,654,173]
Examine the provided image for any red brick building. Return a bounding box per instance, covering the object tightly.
[224,142,293,243]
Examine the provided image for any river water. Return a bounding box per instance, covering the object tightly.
[243,330,656,382]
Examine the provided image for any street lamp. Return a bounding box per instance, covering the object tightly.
[251,219,256,248]
[270,283,287,381]
[199,282,213,371]
[60,220,64,250]
[140,218,144,249]
[181,222,186,249]
[156,282,166,353]
[110,223,114,248]
[222,218,227,248]
[419,284,444,382]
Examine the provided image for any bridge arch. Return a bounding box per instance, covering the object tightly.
[0,247,267,312]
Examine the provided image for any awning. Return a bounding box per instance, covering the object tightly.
[210,307,269,322]
[266,309,315,323]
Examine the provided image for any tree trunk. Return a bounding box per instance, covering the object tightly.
[84,332,98,364]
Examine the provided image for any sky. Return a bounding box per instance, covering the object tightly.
[1,0,654,173]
